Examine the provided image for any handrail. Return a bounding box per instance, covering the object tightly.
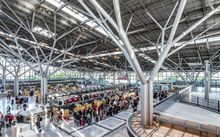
[178,85,192,94]
[179,85,220,113]
[153,92,179,107]
[180,95,220,113]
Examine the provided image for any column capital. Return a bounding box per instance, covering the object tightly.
[204,60,210,64]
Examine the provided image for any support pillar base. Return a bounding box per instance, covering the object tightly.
[204,60,210,100]
[141,80,153,126]
[41,76,47,104]
[14,76,19,96]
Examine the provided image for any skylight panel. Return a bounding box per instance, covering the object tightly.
[46,0,63,7]
[86,20,97,28]
[187,62,202,66]
[138,53,145,56]
[63,5,87,22]
[32,26,56,38]
[45,0,108,36]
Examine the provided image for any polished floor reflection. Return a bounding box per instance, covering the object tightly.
[97,117,125,130]
[71,125,110,137]
[55,109,133,137]
[114,111,132,120]
[104,125,129,137]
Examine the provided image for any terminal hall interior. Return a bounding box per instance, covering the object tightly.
[0,0,220,137]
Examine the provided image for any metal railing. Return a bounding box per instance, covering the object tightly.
[179,85,192,99]
[180,95,220,113]
[178,85,220,113]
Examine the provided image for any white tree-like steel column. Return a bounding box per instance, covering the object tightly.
[41,75,48,104]
[204,60,210,99]
[0,58,21,95]
[0,0,84,103]
[113,72,116,84]
[77,0,149,125]
[14,75,19,96]
[13,60,21,96]
[2,58,30,96]
[2,65,6,93]
[40,65,48,104]
[76,0,188,126]
[147,0,187,126]
[1,0,219,128]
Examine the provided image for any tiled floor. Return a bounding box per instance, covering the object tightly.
[43,123,73,137]
[114,111,132,120]
[97,117,125,130]
[105,125,129,137]
[52,105,136,137]
[129,112,200,137]
[56,109,132,137]
[71,125,110,137]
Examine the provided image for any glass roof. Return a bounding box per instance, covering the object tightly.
[46,0,107,36]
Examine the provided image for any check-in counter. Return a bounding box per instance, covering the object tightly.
[18,108,45,123]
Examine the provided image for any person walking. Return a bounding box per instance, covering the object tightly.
[5,117,9,128]
[86,112,92,125]
[81,115,86,126]
[23,103,27,111]
[0,115,5,129]
[39,129,45,137]
[36,115,42,129]
[0,122,2,136]
[6,105,10,113]
[6,92,10,100]
[36,96,39,103]
[9,114,14,126]
[75,113,81,127]
[133,98,138,112]
[11,99,14,106]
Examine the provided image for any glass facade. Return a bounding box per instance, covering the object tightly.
[0,58,79,80]
[0,56,220,84]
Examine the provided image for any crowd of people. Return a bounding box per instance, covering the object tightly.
[15,96,29,110]
[0,112,15,136]
[0,88,140,136]
[154,90,169,101]
[50,90,139,127]
[0,91,32,136]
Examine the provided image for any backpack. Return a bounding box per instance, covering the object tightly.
[87,113,91,119]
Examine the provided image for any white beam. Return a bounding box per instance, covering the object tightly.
[149,0,187,80]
